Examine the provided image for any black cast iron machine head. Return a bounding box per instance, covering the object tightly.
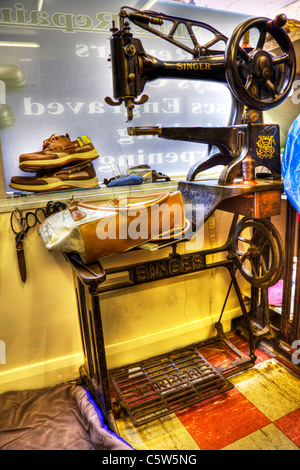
[105,7,295,291]
[105,6,296,185]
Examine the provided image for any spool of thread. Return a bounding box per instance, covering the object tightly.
[240,156,257,185]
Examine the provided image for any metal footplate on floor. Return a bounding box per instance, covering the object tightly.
[110,345,234,426]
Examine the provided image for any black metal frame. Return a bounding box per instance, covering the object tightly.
[109,342,235,426]
[67,212,260,429]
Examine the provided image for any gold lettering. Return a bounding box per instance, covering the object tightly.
[181,258,192,272]
[156,261,168,277]
[169,259,180,274]
[177,62,211,71]
[149,264,156,279]
[192,254,204,270]
[136,265,148,282]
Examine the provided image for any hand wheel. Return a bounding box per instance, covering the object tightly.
[225,14,296,110]
[232,217,284,288]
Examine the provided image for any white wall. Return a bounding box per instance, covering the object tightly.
[0,203,250,393]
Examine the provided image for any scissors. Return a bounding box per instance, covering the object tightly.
[45,200,66,216]
[11,202,67,282]
[10,208,48,283]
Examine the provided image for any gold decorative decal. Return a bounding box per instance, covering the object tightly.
[177,62,211,71]
[256,135,276,159]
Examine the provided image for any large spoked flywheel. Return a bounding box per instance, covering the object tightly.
[232,217,284,288]
[225,14,296,110]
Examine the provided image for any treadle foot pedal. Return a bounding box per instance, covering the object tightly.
[109,345,234,426]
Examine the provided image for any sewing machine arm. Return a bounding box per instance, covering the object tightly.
[128,123,281,184]
[105,7,295,122]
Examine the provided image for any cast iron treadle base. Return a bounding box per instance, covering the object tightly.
[110,346,234,426]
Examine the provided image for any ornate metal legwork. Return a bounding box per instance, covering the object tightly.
[66,183,285,425]
[109,344,234,426]
[232,217,284,289]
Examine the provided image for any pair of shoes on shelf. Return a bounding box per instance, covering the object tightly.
[0,63,26,129]
[10,161,99,193]
[9,134,100,193]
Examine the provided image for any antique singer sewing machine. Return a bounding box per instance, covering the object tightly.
[103,5,295,290]
[105,6,295,182]
[66,7,296,428]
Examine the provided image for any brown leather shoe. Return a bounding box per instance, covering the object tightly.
[19,134,99,172]
[9,161,99,192]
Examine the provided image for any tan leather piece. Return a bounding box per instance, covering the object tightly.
[76,191,185,262]
[75,191,172,212]
[69,205,87,222]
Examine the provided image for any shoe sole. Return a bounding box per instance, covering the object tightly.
[19,148,99,172]
[9,176,99,192]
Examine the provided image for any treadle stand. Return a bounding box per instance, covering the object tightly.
[66,180,283,427]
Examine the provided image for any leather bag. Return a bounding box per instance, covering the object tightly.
[39,191,186,263]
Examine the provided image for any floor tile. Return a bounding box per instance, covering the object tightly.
[222,423,299,450]
[111,343,299,451]
[176,388,270,450]
[199,335,271,370]
[229,358,300,421]
[274,409,300,447]
[116,413,201,451]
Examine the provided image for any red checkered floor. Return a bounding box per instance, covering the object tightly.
[115,336,300,450]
